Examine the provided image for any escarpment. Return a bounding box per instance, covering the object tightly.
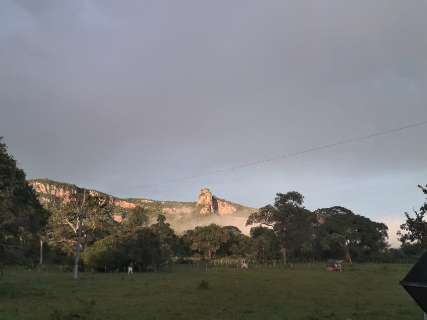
[29,179,255,233]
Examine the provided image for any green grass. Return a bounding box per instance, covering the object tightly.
[0,264,421,320]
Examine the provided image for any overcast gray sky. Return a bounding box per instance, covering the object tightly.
[1,0,427,245]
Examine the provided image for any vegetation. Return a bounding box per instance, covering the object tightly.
[2,137,426,270]
[250,226,282,262]
[0,264,419,320]
[184,224,231,259]
[315,206,388,263]
[0,137,47,265]
[82,212,176,272]
[0,140,404,268]
[246,191,312,264]
[246,192,389,264]
[2,137,427,318]
[398,184,427,252]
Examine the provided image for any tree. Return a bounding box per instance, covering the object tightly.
[43,186,116,274]
[82,228,165,272]
[123,228,163,271]
[185,224,230,259]
[64,190,87,280]
[150,214,178,263]
[315,206,388,263]
[398,185,427,249]
[81,234,124,272]
[123,206,148,232]
[210,226,252,257]
[0,137,47,264]
[82,213,177,272]
[246,192,315,264]
[249,226,281,263]
[46,189,116,278]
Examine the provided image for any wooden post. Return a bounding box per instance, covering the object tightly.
[424,313,427,320]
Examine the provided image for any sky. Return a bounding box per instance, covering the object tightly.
[1,0,427,246]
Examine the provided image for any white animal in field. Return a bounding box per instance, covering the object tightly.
[128,265,133,274]
[240,260,248,269]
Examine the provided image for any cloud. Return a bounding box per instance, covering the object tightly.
[0,0,426,225]
[382,215,403,248]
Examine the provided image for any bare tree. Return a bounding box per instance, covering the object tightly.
[63,190,87,280]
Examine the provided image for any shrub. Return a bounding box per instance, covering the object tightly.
[198,280,209,290]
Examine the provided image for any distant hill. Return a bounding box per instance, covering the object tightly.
[29,179,256,234]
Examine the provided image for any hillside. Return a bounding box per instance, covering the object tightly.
[29,179,256,234]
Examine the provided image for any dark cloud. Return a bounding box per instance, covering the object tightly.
[1,1,427,245]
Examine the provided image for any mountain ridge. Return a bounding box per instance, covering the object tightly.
[28,178,256,234]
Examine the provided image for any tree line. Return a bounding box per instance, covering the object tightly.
[1,137,426,272]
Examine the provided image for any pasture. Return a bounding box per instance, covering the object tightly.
[0,264,420,320]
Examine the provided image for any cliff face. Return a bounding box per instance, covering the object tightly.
[29,179,255,232]
[197,188,215,215]
[196,188,238,216]
[29,179,138,222]
[30,180,78,206]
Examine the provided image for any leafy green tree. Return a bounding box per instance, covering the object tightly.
[398,184,427,249]
[246,192,315,263]
[150,214,178,262]
[217,226,251,257]
[82,228,164,272]
[249,226,281,263]
[36,184,117,266]
[81,234,125,272]
[123,227,163,271]
[123,206,148,232]
[315,206,388,263]
[44,188,116,278]
[0,137,47,264]
[83,214,176,272]
[185,224,230,259]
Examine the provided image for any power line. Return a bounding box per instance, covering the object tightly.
[134,119,427,191]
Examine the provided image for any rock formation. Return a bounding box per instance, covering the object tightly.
[196,188,239,216]
[197,188,216,215]
[29,179,255,233]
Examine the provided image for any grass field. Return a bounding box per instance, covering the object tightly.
[0,264,421,320]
